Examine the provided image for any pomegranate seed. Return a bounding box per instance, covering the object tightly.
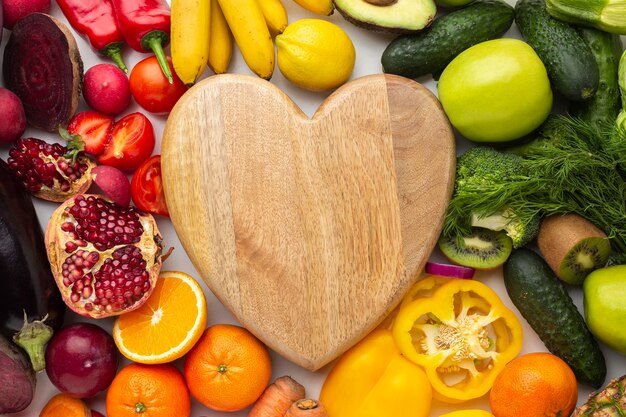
[65,241,78,253]
[82,287,93,299]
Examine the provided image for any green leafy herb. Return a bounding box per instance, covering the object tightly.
[443,115,626,260]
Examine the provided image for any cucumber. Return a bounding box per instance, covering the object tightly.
[515,0,599,102]
[503,248,606,388]
[381,0,514,79]
[570,28,623,125]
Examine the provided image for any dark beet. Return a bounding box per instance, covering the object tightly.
[0,333,35,414]
[2,13,82,131]
[45,322,118,398]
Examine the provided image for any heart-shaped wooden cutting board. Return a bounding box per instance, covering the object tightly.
[161,74,455,370]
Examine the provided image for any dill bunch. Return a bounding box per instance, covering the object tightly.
[443,115,626,260]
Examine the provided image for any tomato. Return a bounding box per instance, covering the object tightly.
[438,38,552,143]
[97,112,155,172]
[131,155,169,217]
[129,56,188,114]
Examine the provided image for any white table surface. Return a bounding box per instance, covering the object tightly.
[2,0,625,415]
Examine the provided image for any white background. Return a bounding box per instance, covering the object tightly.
[1,0,625,415]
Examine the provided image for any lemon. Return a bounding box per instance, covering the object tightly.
[275,19,356,91]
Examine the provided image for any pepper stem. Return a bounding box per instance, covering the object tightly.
[100,42,128,73]
[141,30,173,84]
[13,312,54,372]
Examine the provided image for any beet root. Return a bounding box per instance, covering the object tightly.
[0,87,26,143]
[3,13,82,132]
[0,333,35,414]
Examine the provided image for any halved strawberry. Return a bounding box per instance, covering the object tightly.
[62,111,114,158]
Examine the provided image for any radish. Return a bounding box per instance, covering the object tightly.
[90,165,131,207]
[83,64,131,115]
[0,87,26,144]
[2,0,50,29]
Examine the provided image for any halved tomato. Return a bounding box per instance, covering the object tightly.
[131,155,168,217]
[97,112,155,172]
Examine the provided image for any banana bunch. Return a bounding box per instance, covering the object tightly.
[171,0,234,85]
[292,0,334,16]
[171,0,333,83]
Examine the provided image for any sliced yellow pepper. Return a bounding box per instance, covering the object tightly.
[392,279,523,403]
[320,329,432,417]
[439,411,495,417]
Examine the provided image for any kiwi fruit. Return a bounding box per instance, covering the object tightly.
[537,213,611,285]
[438,227,513,269]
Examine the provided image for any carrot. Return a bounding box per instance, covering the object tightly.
[284,399,328,417]
[248,375,306,417]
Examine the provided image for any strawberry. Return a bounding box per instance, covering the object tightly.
[63,111,114,158]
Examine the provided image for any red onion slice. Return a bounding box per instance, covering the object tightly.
[425,261,475,279]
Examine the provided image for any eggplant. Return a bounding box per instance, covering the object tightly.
[0,333,35,413]
[0,158,65,371]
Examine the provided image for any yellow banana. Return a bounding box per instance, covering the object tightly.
[171,0,211,85]
[208,0,233,74]
[257,0,288,37]
[217,0,275,79]
[292,0,334,15]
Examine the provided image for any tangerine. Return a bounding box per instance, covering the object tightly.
[184,324,272,411]
[489,352,577,417]
[105,363,190,417]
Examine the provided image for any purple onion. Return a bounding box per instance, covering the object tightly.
[425,261,475,279]
[45,322,118,398]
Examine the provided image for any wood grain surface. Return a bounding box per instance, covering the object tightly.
[161,73,455,370]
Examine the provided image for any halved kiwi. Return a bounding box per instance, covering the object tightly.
[438,227,513,269]
[537,213,611,285]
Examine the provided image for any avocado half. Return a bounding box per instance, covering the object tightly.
[334,0,436,33]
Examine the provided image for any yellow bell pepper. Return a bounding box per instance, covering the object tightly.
[439,411,495,417]
[392,279,523,403]
[320,329,432,417]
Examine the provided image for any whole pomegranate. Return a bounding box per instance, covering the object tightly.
[7,137,94,202]
[45,194,165,318]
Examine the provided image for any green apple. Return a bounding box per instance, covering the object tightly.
[583,265,626,354]
[438,38,553,143]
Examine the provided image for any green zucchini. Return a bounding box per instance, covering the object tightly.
[515,0,599,102]
[503,248,606,388]
[546,0,626,35]
[570,28,623,125]
[381,0,514,79]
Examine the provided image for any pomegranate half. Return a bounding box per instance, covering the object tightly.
[8,137,94,202]
[45,194,164,318]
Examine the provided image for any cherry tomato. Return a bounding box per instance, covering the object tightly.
[131,155,169,217]
[129,56,188,114]
[97,112,155,172]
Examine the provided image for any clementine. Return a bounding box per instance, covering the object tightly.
[184,324,272,411]
[489,352,577,417]
[105,363,190,417]
[40,393,90,417]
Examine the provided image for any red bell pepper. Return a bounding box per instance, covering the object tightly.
[56,0,127,72]
[111,0,173,83]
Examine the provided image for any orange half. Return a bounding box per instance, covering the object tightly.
[112,271,207,364]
